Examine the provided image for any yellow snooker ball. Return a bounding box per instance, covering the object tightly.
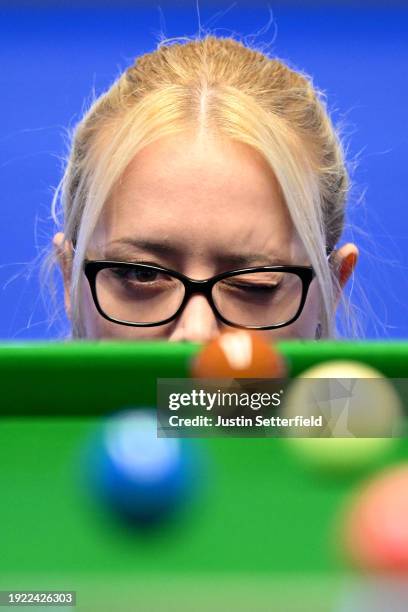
[282,360,403,472]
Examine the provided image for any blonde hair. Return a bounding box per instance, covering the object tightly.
[46,34,352,338]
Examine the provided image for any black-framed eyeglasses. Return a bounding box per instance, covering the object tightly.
[83,259,316,330]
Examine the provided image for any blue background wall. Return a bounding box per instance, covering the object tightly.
[0,2,407,339]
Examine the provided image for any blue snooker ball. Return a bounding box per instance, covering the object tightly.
[90,408,198,526]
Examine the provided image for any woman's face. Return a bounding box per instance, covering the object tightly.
[70,132,324,341]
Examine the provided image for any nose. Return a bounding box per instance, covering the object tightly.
[168,294,221,343]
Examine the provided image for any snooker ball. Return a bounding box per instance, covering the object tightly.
[342,464,408,573]
[90,408,198,526]
[282,360,402,472]
[191,330,287,379]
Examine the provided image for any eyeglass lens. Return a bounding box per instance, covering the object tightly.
[212,271,303,327]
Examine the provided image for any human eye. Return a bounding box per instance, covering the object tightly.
[104,265,179,298]
[223,273,283,293]
[111,266,161,284]
[231,280,281,292]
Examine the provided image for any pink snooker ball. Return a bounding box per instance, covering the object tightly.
[343,464,408,574]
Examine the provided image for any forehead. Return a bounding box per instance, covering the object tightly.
[91,132,303,265]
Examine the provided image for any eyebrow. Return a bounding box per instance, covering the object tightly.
[105,238,176,257]
[103,237,290,267]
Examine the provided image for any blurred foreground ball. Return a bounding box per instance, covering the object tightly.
[283,360,402,473]
[191,330,287,378]
[342,464,408,573]
[90,409,199,526]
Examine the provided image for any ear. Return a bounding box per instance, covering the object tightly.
[53,232,74,320]
[331,242,359,307]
